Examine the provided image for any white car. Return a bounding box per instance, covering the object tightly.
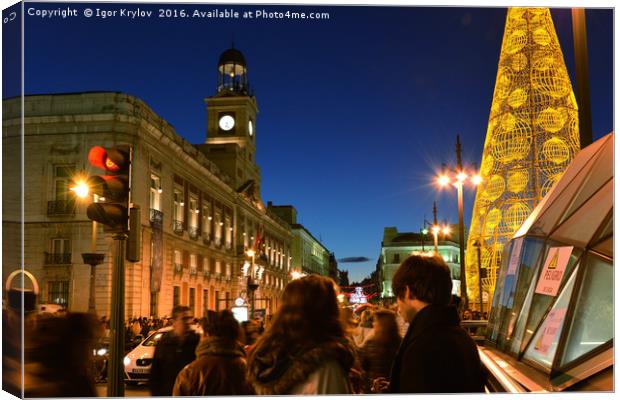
[123,324,201,383]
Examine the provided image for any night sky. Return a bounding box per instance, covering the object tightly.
[9,2,613,283]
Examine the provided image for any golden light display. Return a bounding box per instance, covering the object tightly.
[465,8,580,309]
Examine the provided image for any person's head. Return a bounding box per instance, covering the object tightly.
[463,309,472,320]
[392,254,452,322]
[371,309,401,341]
[253,274,344,349]
[201,310,240,341]
[171,305,192,336]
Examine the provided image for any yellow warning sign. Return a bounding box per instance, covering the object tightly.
[547,249,559,270]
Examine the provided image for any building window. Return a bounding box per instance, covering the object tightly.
[48,165,76,215]
[53,165,75,201]
[202,202,212,239]
[173,286,180,307]
[47,280,69,307]
[173,188,184,232]
[189,254,197,276]
[203,257,210,277]
[225,263,232,277]
[393,253,400,263]
[189,197,199,238]
[174,250,182,273]
[225,215,232,249]
[214,210,223,245]
[189,288,196,315]
[46,238,71,264]
[215,260,222,275]
[150,174,162,211]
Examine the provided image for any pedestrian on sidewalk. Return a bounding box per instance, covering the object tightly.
[172,310,253,396]
[373,254,485,394]
[247,275,356,395]
[149,305,200,396]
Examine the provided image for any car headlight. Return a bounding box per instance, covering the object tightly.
[96,348,108,356]
[123,356,130,366]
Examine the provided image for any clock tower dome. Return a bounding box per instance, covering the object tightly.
[201,46,261,199]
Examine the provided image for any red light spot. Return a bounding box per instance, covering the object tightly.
[105,157,120,171]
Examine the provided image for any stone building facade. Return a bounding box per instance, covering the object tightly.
[3,49,293,318]
[378,226,462,299]
[267,204,331,277]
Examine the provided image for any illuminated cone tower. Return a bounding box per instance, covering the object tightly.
[465,8,580,309]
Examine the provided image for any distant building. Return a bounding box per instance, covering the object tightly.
[379,226,462,299]
[267,204,331,277]
[328,252,339,282]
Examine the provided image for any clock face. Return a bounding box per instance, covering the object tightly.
[248,120,254,136]
[219,115,235,131]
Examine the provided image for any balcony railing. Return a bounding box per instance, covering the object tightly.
[174,263,183,273]
[202,233,212,245]
[47,200,76,216]
[173,220,184,234]
[189,267,197,276]
[188,226,199,240]
[203,269,210,279]
[150,209,163,225]
[44,252,72,265]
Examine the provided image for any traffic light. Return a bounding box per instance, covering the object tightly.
[86,145,131,232]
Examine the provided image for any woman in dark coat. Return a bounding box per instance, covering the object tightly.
[358,309,401,392]
[172,310,253,396]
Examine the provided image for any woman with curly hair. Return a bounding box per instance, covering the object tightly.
[247,274,356,395]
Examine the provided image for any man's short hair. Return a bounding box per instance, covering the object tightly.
[391,254,452,305]
[171,305,191,320]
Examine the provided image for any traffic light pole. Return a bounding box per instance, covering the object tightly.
[107,232,127,397]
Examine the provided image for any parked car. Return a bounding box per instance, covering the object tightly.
[123,324,201,384]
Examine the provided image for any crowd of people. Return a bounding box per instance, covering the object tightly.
[7,253,486,396]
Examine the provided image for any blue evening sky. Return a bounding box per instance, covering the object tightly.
[13,2,613,283]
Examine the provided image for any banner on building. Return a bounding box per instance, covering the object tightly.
[150,210,164,292]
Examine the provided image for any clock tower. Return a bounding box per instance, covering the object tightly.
[201,46,261,199]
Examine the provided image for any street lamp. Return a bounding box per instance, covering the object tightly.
[245,249,259,319]
[71,178,105,315]
[435,135,482,309]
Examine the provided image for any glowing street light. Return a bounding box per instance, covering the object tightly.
[434,135,481,308]
[471,174,483,186]
[70,180,90,199]
[437,175,451,187]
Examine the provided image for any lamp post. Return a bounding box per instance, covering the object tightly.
[435,135,482,310]
[472,240,484,313]
[246,249,258,319]
[71,181,104,314]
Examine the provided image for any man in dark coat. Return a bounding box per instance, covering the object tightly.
[149,305,200,396]
[172,310,253,395]
[386,254,485,393]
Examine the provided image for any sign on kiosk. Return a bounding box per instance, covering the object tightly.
[535,246,573,297]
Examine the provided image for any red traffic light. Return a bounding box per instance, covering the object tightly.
[88,146,130,173]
